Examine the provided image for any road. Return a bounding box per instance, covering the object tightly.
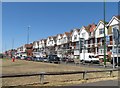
[78,79,118,86]
[52,80,119,88]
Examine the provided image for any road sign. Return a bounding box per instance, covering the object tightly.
[79,38,84,53]
[112,49,116,53]
[113,28,119,45]
[106,36,110,45]
[118,31,120,44]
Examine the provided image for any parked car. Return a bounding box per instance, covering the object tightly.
[111,57,120,66]
[25,57,32,61]
[47,55,60,64]
[42,57,48,62]
[80,53,100,64]
[65,58,74,63]
[15,56,21,59]
[21,56,26,60]
[36,57,43,62]
[61,57,67,62]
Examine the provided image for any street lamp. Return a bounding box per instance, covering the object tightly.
[27,25,31,44]
[103,0,106,67]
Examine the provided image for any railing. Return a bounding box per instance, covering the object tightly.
[1,69,118,84]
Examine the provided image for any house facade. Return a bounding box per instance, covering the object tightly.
[9,15,120,62]
[46,36,57,55]
[25,43,33,57]
[107,16,120,59]
[32,41,39,57]
[87,24,96,54]
[56,34,63,57]
[79,26,90,53]
[71,29,80,58]
[94,20,108,59]
[60,32,72,58]
[16,45,27,57]
[39,39,47,57]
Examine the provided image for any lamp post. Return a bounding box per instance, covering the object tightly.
[103,0,106,67]
[27,25,31,44]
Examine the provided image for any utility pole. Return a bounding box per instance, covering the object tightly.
[103,0,106,67]
[12,38,14,49]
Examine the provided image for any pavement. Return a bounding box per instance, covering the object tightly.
[60,61,117,69]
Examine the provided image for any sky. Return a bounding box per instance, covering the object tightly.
[2,2,118,52]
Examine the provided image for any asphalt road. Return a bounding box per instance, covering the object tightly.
[51,80,119,88]
[78,79,119,86]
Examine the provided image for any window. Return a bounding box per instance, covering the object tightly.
[90,39,93,44]
[82,33,85,37]
[59,39,60,42]
[89,32,91,36]
[89,55,92,58]
[74,35,77,40]
[99,28,104,34]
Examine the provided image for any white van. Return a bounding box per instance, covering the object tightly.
[80,53,99,63]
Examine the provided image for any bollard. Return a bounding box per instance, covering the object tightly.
[83,71,87,80]
[110,70,113,77]
[40,72,45,84]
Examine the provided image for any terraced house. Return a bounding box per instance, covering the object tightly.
[56,34,63,57]
[71,29,80,58]
[32,41,39,57]
[94,20,109,59]
[87,24,97,54]
[107,16,120,60]
[60,32,72,58]
[79,25,90,54]
[46,36,57,55]
[13,15,120,61]
[16,45,27,57]
[39,39,47,57]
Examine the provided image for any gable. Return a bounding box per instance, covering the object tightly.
[63,34,67,38]
[108,17,119,26]
[57,35,62,40]
[72,29,79,36]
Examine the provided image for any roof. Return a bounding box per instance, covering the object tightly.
[57,34,63,37]
[64,32,71,36]
[100,20,108,24]
[84,25,91,33]
[89,24,97,32]
[84,24,97,33]
[115,15,120,20]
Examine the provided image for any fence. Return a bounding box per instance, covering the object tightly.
[1,69,118,84]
